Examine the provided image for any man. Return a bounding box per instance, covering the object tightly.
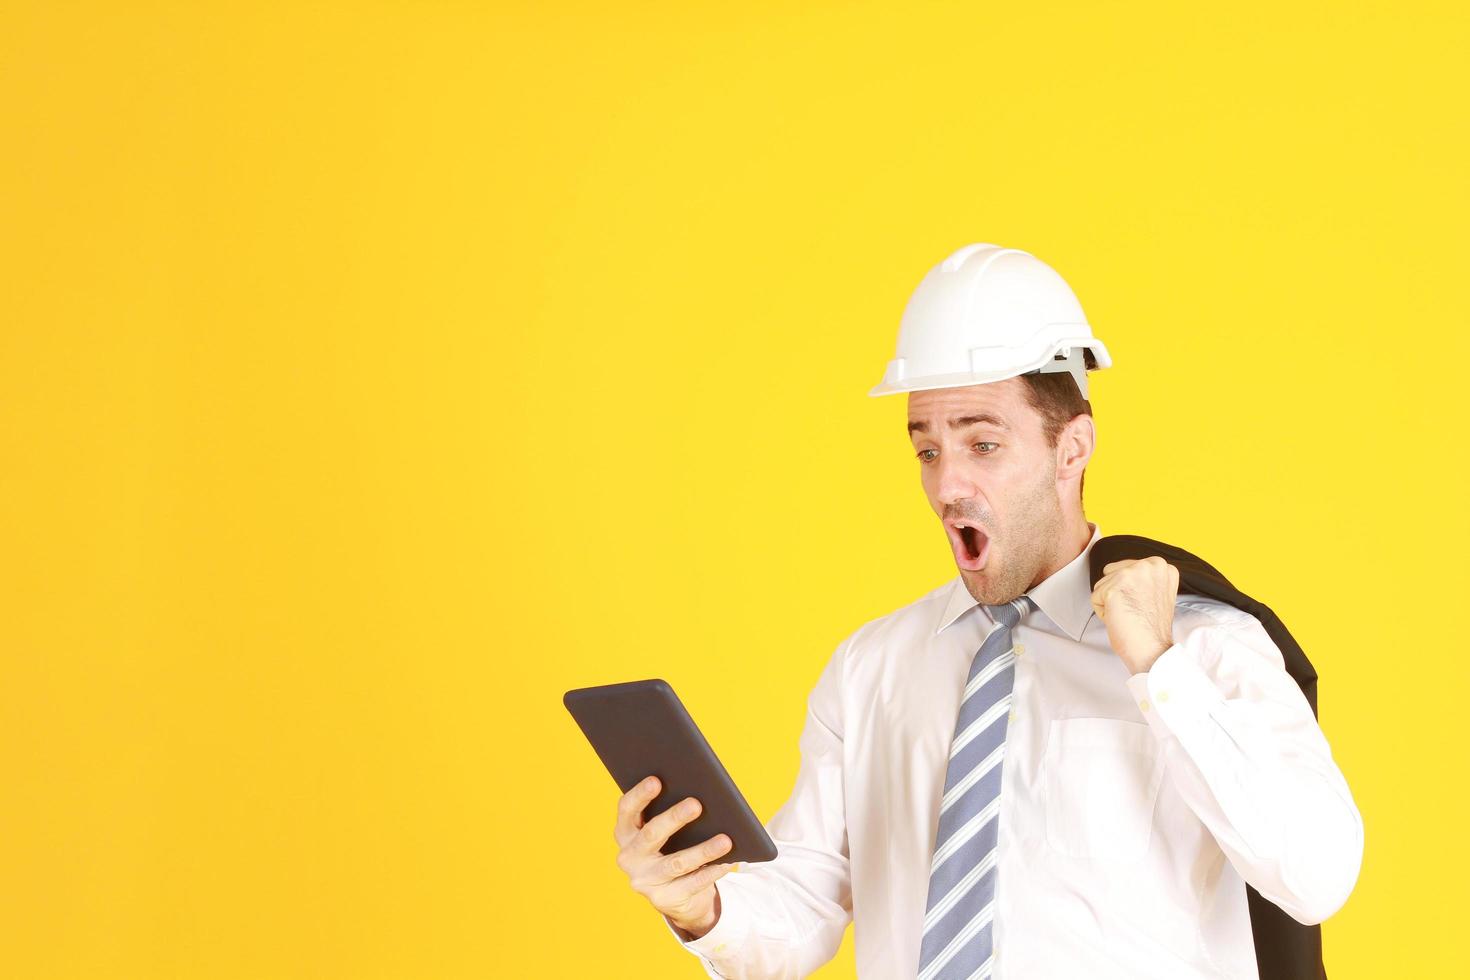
[611,243,1364,978]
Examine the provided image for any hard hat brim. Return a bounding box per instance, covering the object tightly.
[868,337,1111,397]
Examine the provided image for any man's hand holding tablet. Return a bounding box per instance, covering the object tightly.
[613,775,738,940]
[564,678,776,942]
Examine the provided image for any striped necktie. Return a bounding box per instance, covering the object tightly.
[917,594,1034,980]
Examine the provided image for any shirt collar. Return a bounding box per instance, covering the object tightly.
[935,521,1102,641]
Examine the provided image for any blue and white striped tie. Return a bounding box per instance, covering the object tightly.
[917,594,1034,980]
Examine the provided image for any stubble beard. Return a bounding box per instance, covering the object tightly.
[961,462,1063,606]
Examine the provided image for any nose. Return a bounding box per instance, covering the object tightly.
[933,449,980,507]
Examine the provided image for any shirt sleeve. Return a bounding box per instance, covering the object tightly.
[664,636,854,978]
[1123,606,1364,926]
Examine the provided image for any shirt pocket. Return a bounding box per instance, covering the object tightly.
[1041,717,1165,862]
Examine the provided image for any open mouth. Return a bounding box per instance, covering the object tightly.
[946,519,991,572]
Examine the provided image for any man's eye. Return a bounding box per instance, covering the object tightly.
[916,448,938,462]
[974,442,998,454]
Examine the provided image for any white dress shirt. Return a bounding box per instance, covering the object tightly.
[665,522,1363,979]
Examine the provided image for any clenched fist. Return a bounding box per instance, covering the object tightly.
[1089,555,1179,674]
[615,775,740,940]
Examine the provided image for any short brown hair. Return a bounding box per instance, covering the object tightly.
[1016,348,1096,506]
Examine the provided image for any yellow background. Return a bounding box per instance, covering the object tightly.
[2,1,1465,977]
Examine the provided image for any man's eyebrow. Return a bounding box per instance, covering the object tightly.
[907,414,1011,436]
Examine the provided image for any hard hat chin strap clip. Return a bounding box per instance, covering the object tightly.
[1028,346,1090,400]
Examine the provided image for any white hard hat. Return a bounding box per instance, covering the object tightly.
[869,243,1112,399]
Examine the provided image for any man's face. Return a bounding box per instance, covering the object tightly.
[906,379,1064,606]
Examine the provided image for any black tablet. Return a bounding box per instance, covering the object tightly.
[564,678,778,865]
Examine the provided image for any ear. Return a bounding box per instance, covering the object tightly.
[1056,413,1095,480]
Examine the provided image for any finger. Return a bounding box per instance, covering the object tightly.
[656,860,740,905]
[615,775,662,847]
[650,833,734,887]
[1090,576,1113,619]
[1093,579,1125,621]
[634,795,703,855]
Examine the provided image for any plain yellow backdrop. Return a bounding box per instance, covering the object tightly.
[2,1,1465,977]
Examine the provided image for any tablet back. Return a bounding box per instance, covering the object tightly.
[564,678,778,865]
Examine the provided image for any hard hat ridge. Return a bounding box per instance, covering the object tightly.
[869,243,1111,399]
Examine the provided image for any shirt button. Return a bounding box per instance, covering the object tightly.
[1158,690,1170,703]
[1014,643,1025,656]
[714,943,727,953]
[1139,698,1151,712]
[1008,709,1017,722]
